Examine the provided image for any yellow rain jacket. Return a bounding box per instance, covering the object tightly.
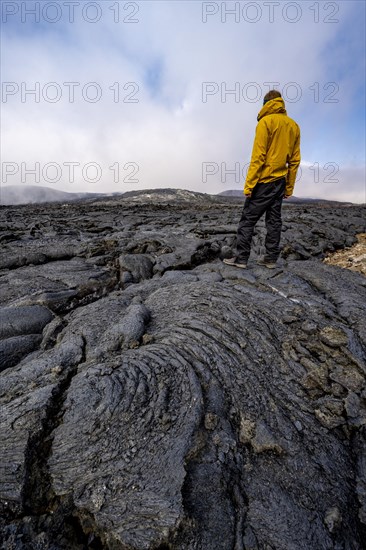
[244,97,301,196]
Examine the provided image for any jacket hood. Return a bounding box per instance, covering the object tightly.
[257,97,287,121]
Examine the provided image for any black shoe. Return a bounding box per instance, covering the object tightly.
[257,257,277,269]
[223,257,247,269]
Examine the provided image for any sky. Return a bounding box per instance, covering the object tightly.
[1,0,365,202]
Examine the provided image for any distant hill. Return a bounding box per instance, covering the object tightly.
[0,185,106,206]
[0,186,216,206]
[116,188,215,203]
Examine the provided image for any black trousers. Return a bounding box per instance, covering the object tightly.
[236,177,286,261]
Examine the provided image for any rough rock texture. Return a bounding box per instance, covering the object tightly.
[0,193,365,550]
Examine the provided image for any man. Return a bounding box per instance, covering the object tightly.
[224,90,301,269]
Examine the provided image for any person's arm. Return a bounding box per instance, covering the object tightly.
[244,119,268,196]
[285,128,301,197]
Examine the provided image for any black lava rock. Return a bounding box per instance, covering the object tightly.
[0,194,365,549]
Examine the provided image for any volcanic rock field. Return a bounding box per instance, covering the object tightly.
[0,190,365,550]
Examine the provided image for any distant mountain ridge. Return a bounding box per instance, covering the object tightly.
[0,185,355,206]
[0,186,217,206]
[1,185,215,206]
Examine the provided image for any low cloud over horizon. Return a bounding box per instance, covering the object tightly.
[1,1,365,203]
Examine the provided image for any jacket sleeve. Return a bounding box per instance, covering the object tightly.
[244,119,268,195]
[286,127,301,196]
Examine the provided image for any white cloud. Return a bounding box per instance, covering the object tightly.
[1,0,365,201]
[296,162,366,203]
